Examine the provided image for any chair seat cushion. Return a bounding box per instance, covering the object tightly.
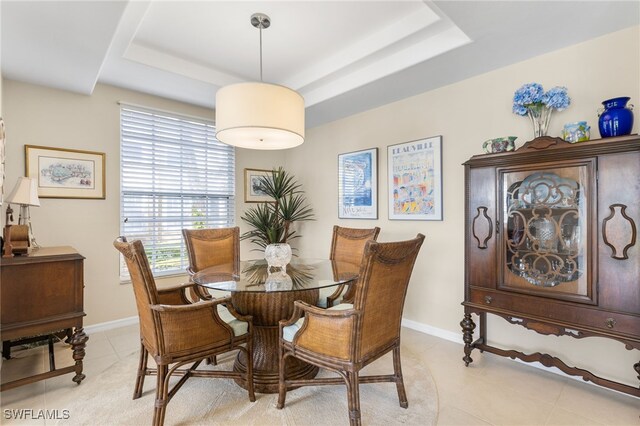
[282,303,354,342]
[316,286,335,308]
[317,286,348,308]
[329,303,353,310]
[282,317,305,342]
[217,304,249,336]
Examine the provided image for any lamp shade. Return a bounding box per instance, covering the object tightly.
[7,177,40,206]
[215,82,305,150]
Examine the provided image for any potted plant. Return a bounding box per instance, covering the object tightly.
[241,167,314,265]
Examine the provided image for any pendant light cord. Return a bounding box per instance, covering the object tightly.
[259,24,263,82]
[251,13,270,82]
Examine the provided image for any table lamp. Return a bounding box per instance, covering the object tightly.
[6,177,40,248]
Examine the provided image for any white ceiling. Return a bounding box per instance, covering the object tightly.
[2,1,639,128]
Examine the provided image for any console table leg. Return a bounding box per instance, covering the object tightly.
[47,335,56,371]
[2,341,11,360]
[70,327,88,384]
[634,361,640,384]
[64,328,73,344]
[460,313,476,366]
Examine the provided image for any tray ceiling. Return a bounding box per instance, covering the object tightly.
[2,1,638,127]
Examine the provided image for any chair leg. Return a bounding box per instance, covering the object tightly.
[347,371,362,426]
[246,346,256,402]
[205,355,217,365]
[153,364,168,426]
[276,346,287,409]
[393,345,408,408]
[134,342,149,400]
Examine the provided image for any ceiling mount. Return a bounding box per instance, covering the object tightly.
[250,13,270,30]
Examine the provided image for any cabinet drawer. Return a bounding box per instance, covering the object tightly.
[468,288,640,338]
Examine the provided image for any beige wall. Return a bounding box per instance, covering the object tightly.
[0,2,3,118]
[2,80,281,325]
[286,26,640,385]
[2,26,638,386]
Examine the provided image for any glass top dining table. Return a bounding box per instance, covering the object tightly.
[192,258,359,293]
[190,258,359,394]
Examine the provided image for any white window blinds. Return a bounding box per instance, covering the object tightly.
[120,105,235,279]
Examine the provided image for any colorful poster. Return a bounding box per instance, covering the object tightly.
[388,136,442,220]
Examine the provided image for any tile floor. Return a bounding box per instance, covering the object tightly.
[0,325,638,425]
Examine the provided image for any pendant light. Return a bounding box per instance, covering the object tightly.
[215,13,305,150]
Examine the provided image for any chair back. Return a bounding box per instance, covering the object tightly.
[182,227,240,274]
[329,225,381,265]
[353,234,424,361]
[113,237,160,354]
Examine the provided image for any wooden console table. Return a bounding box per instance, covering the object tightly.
[1,246,88,391]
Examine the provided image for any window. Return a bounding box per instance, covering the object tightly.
[120,105,235,280]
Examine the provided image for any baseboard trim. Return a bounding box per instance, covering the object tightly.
[401,317,463,344]
[84,316,139,334]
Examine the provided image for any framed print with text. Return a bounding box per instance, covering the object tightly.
[26,145,106,199]
[338,147,377,219]
[388,136,442,220]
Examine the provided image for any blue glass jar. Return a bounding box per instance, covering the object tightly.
[598,97,634,138]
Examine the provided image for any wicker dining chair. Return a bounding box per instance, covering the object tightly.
[317,225,381,308]
[114,237,255,426]
[277,234,425,426]
[183,227,240,275]
[182,227,240,301]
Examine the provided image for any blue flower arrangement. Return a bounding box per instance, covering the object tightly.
[513,83,571,138]
[513,83,570,115]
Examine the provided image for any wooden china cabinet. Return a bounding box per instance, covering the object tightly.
[462,134,639,397]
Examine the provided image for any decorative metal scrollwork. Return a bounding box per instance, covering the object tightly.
[505,172,583,287]
[602,204,637,260]
[472,206,492,249]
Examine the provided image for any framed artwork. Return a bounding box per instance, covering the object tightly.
[25,145,106,199]
[388,136,443,220]
[244,168,274,203]
[338,147,378,219]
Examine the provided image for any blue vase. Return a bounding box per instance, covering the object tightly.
[598,97,634,138]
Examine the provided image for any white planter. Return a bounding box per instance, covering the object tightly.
[264,272,293,292]
[264,243,292,274]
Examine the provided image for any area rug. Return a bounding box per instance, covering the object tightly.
[54,350,437,425]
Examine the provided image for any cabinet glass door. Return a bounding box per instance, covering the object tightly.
[499,162,594,303]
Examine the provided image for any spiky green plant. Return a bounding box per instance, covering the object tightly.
[241,167,314,249]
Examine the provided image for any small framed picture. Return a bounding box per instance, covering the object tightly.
[388,136,443,220]
[25,145,106,199]
[338,148,378,219]
[244,168,274,203]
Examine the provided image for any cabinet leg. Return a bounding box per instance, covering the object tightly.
[70,327,88,384]
[478,312,487,353]
[634,361,640,384]
[460,313,476,367]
